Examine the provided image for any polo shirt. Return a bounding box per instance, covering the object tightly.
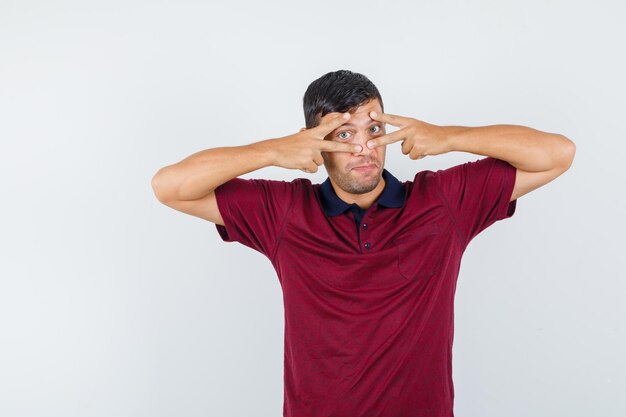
[319,168,406,233]
[214,156,517,417]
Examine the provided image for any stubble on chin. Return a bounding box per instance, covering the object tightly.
[334,167,382,195]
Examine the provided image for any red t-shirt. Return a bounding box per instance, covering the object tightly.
[214,157,517,417]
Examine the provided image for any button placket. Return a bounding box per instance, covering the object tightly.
[361,219,371,249]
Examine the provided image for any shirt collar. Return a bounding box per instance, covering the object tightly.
[319,168,405,217]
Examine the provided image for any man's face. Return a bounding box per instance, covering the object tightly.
[321,98,387,195]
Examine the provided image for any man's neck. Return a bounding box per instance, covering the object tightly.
[331,177,386,211]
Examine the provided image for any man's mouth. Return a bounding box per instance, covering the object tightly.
[352,163,377,171]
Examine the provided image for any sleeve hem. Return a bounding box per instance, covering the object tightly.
[213,183,241,243]
[499,161,518,220]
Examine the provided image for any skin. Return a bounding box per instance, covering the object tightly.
[300,98,388,210]
[365,111,576,202]
[299,97,576,211]
[152,95,575,227]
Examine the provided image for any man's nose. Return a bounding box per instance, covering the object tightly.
[352,132,374,155]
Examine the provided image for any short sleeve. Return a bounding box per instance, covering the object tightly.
[213,177,298,259]
[434,157,517,246]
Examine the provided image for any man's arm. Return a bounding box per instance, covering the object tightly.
[150,112,361,224]
[151,141,276,225]
[442,125,576,201]
[365,111,576,202]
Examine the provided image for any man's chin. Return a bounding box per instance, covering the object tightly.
[350,172,382,191]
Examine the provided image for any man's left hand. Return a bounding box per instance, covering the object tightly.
[366,111,451,159]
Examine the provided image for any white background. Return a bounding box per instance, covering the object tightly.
[1,1,624,416]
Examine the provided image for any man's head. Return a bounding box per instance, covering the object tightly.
[302,70,387,195]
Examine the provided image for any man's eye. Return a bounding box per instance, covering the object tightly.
[370,125,381,133]
[337,131,350,140]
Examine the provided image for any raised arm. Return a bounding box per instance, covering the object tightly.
[150,141,275,225]
[441,124,576,201]
[365,111,576,201]
[150,112,362,224]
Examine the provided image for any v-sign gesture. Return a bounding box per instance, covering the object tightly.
[272,112,363,173]
[365,111,451,160]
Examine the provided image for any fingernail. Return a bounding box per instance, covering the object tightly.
[367,141,375,149]
[370,111,377,118]
[343,112,350,119]
[355,145,362,152]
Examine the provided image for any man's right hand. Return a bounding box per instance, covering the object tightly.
[269,112,363,173]
[152,111,362,224]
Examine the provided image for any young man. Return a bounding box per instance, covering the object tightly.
[151,70,575,417]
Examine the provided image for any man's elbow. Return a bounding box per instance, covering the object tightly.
[555,135,576,171]
[151,168,172,203]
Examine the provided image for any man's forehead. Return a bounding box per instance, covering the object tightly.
[352,99,382,114]
[317,99,383,130]
[339,103,382,127]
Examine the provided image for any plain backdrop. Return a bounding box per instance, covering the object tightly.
[1,1,624,416]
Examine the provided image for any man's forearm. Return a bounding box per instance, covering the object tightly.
[151,138,277,202]
[443,124,575,172]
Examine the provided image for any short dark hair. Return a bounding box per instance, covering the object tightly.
[302,70,384,129]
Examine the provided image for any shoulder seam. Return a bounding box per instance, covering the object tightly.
[432,170,466,248]
[268,179,302,263]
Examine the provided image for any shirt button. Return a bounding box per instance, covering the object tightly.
[362,223,368,229]
[364,242,371,249]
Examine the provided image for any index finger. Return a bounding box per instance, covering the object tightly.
[318,139,363,154]
[313,112,351,137]
[366,129,406,149]
[369,111,408,127]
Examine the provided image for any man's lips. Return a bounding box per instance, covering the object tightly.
[352,163,377,170]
